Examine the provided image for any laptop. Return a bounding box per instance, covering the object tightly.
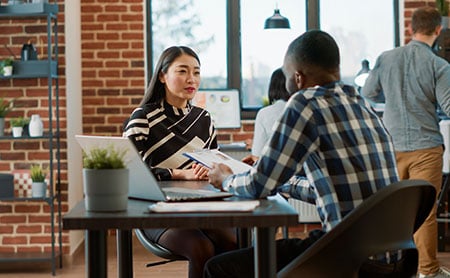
[75,135,233,202]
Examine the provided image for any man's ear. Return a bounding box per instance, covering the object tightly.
[435,25,442,37]
[295,70,304,89]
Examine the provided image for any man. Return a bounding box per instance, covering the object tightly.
[362,7,450,278]
[205,30,400,277]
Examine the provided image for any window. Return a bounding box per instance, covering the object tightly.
[150,0,227,88]
[240,0,306,108]
[148,0,398,116]
[320,0,396,85]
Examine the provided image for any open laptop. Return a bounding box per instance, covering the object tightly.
[75,135,233,202]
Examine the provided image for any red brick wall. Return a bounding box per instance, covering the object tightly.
[0,0,68,255]
[0,0,447,257]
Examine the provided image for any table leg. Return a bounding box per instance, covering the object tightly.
[85,230,107,278]
[117,229,133,278]
[254,227,276,278]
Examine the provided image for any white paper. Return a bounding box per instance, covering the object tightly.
[183,149,253,174]
[148,200,260,213]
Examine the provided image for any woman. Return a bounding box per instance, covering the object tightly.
[123,46,237,278]
[244,68,290,165]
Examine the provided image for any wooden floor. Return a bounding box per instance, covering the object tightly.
[0,231,450,277]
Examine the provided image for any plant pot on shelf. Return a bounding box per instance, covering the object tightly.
[83,168,129,212]
[0,118,4,137]
[12,126,23,137]
[31,181,46,198]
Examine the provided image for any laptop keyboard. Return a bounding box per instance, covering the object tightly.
[163,187,233,202]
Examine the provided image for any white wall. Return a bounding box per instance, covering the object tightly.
[64,0,84,255]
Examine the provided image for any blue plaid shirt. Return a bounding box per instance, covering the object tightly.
[222,82,399,232]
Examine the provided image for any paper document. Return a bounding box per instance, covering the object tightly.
[148,200,260,213]
[183,149,253,174]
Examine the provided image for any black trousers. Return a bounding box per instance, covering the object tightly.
[203,229,418,278]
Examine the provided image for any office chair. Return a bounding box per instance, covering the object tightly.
[134,229,187,267]
[277,179,436,278]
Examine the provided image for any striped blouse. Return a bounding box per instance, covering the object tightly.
[123,100,217,180]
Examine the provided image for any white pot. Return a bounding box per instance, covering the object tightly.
[31,182,46,198]
[12,126,23,137]
[3,66,12,77]
[83,168,129,212]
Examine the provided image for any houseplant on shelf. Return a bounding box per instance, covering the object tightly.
[436,0,450,28]
[10,116,28,137]
[30,164,47,198]
[0,56,13,77]
[82,144,129,212]
[0,97,15,137]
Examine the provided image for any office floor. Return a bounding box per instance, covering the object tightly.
[0,229,450,277]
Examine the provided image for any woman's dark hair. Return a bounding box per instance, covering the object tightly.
[268,68,290,104]
[140,46,200,106]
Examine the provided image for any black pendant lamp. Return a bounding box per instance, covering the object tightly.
[264,7,290,29]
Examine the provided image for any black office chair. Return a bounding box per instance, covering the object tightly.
[277,179,436,278]
[134,229,187,267]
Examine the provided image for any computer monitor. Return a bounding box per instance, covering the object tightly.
[191,89,241,129]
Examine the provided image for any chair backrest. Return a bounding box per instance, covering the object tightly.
[277,179,436,278]
[134,229,186,267]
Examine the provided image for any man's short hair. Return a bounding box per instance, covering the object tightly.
[286,30,340,71]
[411,7,441,35]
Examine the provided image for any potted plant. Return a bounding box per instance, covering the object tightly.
[436,0,450,28]
[10,116,28,137]
[30,164,47,198]
[0,56,13,77]
[82,144,129,212]
[0,97,15,137]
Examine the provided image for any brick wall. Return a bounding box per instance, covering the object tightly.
[0,0,447,257]
[0,0,69,255]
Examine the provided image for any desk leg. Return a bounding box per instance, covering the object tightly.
[117,229,133,278]
[85,230,107,278]
[254,227,276,278]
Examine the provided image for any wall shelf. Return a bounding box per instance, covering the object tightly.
[0,3,61,276]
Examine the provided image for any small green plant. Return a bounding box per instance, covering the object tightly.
[0,97,15,118]
[30,164,46,182]
[82,144,127,169]
[0,57,13,76]
[2,57,13,67]
[10,117,28,127]
[436,0,450,16]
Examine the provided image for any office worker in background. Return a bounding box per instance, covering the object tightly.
[123,46,237,278]
[245,67,290,164]
[205,30,403,277]
[362,7,450,278]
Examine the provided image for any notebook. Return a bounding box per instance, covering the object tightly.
[75,135,233,202]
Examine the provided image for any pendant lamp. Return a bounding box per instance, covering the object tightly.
[264,7,290,29]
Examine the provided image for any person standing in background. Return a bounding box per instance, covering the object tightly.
[362,7,450,277]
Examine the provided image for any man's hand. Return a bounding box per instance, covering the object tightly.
[208,163,233,190]
[242,154,258,166]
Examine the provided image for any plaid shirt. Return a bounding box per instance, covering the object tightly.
[222,82,399,232]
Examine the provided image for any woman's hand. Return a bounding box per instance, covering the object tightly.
[171,164,209,180]
[192,163,209,180]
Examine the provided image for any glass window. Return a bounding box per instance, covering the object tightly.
[240,0,306,108]
[320,0,395,85]
[151,0,227,88]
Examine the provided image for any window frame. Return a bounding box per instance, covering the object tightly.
[146,0,400,120]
